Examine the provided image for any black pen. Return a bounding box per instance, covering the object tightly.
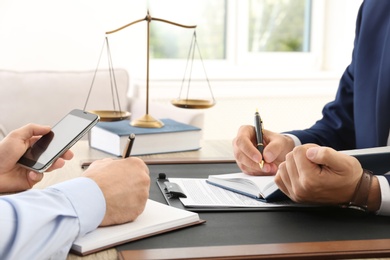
[122,133,135,158]
[254,109,264,169]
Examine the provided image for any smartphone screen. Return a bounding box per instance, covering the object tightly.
[18,109,99,172]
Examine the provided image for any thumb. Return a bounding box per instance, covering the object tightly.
[28,171,44,186]
[306,146,355,172]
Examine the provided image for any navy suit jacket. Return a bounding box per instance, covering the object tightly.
[288,0,390,152]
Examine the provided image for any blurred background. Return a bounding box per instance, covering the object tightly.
[0,0,362,140]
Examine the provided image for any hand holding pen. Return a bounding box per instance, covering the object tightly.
[254,109,264,169]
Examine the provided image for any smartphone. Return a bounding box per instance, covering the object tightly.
[18,109,99,173]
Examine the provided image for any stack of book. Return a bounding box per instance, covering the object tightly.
[89,118,202,156]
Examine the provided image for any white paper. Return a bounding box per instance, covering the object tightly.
[169,178,295,208]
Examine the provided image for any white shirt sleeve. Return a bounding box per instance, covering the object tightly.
[376,175,390,216]
[0,177,106,260]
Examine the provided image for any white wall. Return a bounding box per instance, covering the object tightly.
[0,1,147,73]
[0,0,361,140]
[134,76,339,140]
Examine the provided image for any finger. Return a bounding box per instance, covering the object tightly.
[282,152,296,194]
[39,150,74,172]
[14,124,51,141]
[289,145,323,191]
[233,142,263,168]
[261,132,280,163]
[240,163,276,176]
[28,171,44,186]
[275,162,289,195]
[275,161,295,201]
[235,155,263,174]
[292,145,319,174]
[60,150,74,160]
[262,130,293,163]
[233,125,263,163]
[260,163,278,175]
[46,158,66,172]
[306,146,358,173]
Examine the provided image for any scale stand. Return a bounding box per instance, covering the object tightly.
[94,10,216,127]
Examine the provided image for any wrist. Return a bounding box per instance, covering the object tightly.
[342,169,373,212]
[282,135,296,153]
[282,134,301,148]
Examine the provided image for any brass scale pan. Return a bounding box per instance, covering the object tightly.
[91,98,214,122]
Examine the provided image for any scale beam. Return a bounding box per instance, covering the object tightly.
[105,12,196,35]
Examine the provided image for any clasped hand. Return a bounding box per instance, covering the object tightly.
[275,144,362,205]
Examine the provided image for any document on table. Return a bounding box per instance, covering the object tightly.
[168,178,298,208]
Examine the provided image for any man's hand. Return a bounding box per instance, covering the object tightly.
[233,125,295,175]
[275,144,364,205]
[0,124,73,193]
[83,157,150,226]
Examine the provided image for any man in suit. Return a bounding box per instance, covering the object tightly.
[233,0,390,215]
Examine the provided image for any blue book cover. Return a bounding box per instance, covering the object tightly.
[96,119,201,136]
[89,118,202,156]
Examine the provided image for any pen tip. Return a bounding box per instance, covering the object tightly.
[259,160,264,169]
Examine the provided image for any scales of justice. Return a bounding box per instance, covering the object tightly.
[85,11,215,128]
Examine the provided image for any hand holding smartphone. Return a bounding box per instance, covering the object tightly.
[18,109,99,173]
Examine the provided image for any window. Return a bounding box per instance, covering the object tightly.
[148,0,316,78]
[150,0,311,59]
[149,1,226,60]
[247,0,311,53]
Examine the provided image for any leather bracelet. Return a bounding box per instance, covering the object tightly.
[344,169,373,212]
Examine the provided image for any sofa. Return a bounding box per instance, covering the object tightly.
[0,69,204,140]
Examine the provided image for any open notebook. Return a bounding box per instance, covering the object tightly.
[206,172,287,201]
[71,199,205,256]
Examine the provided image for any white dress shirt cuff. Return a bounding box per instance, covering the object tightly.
[49,177,106,237]
[376,175,390,216]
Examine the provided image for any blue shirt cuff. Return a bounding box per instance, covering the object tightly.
[48,177,106,237]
